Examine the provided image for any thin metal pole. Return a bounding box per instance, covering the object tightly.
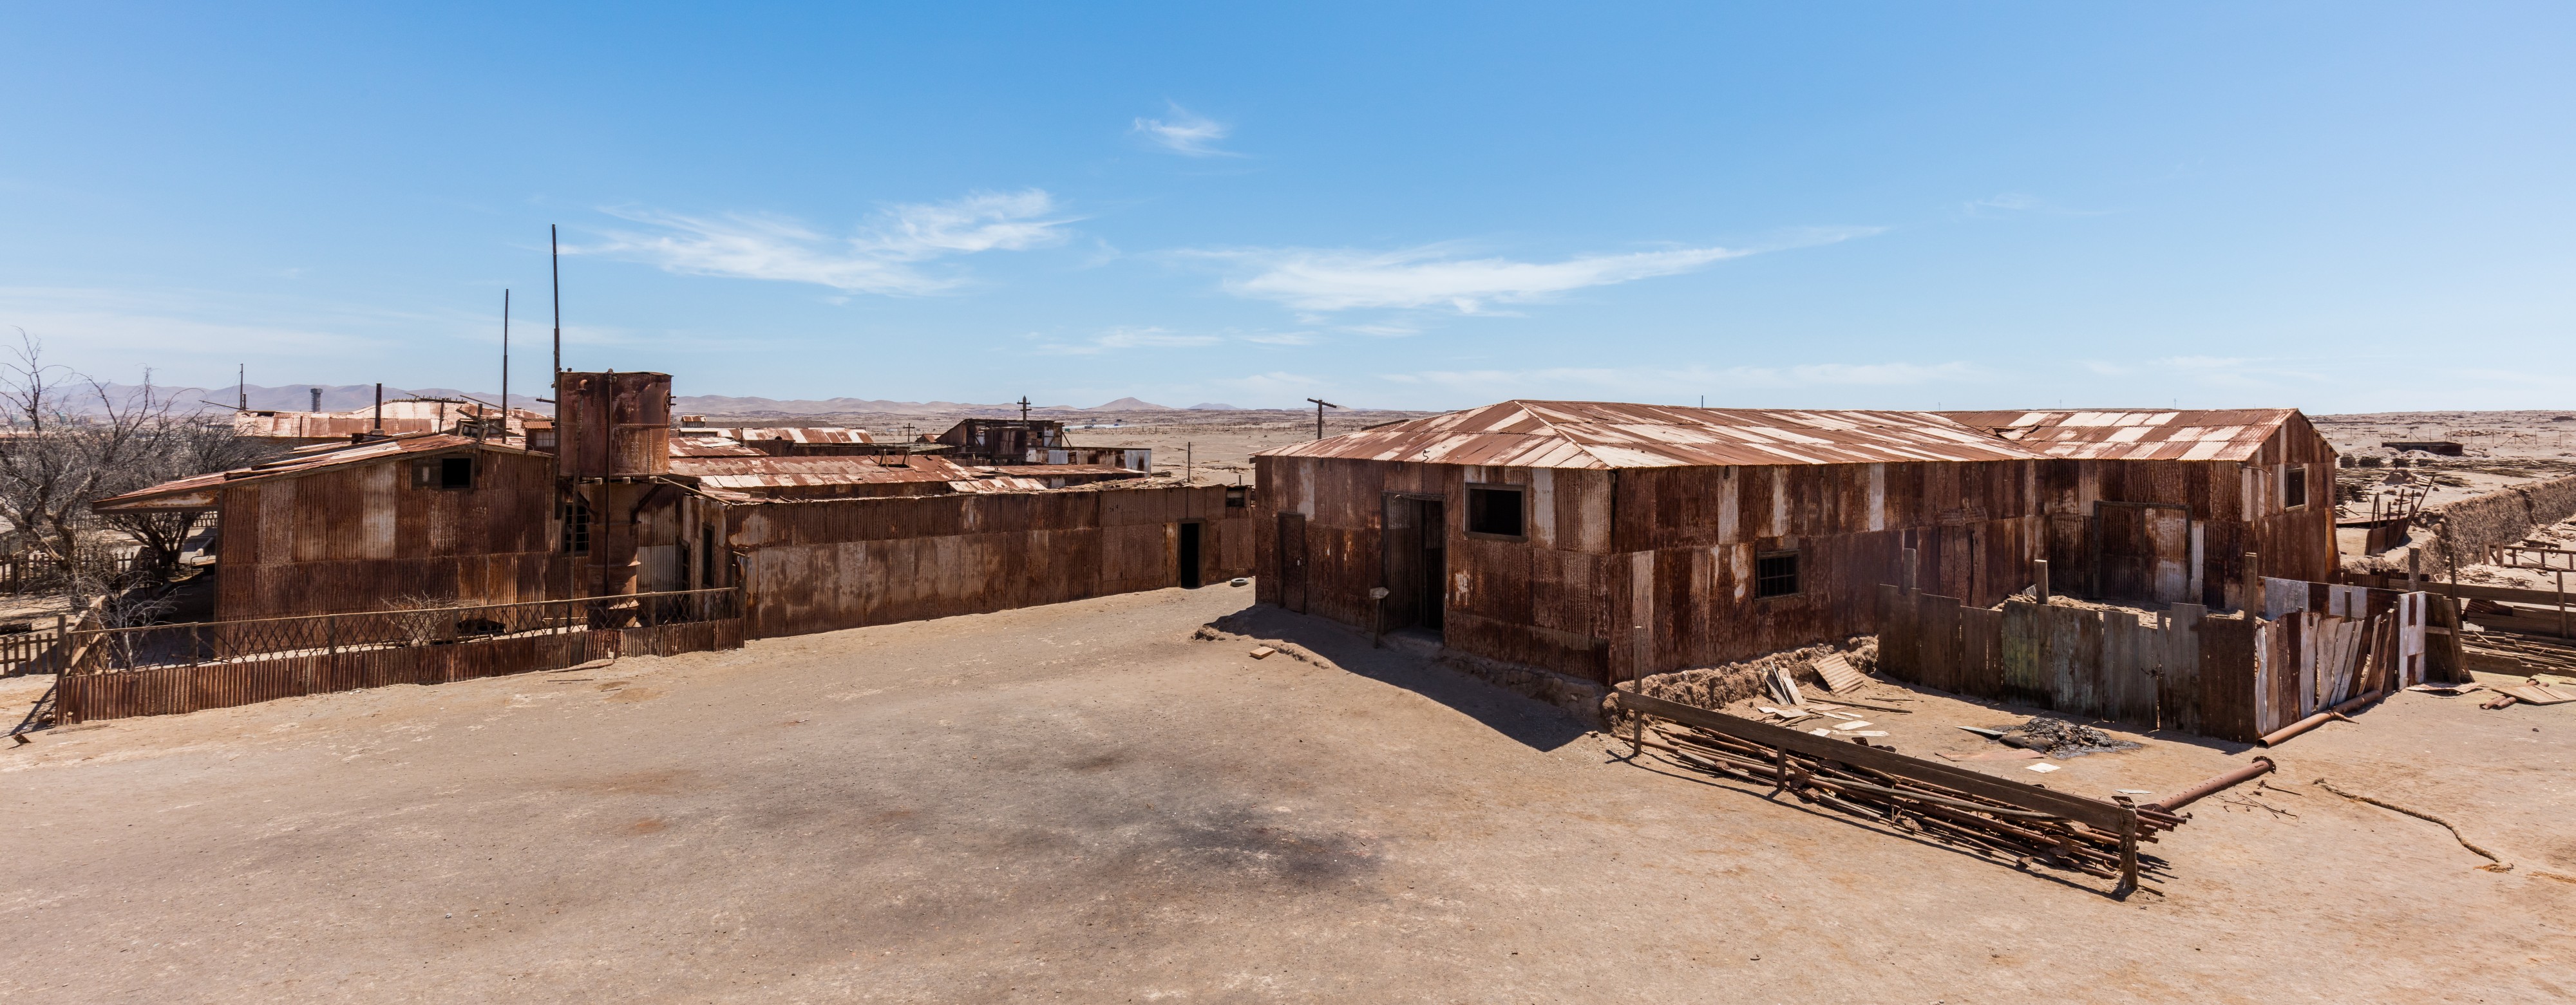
[500,288,509,440]
[559,224,569,391]
[373,382,383,431]
[2559,570,2567,640]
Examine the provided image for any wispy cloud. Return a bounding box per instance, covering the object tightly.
[582,190,1073,294]
[1033,326,1225,356]
[1377,361,1989,399]
[1132,103,1240,158]
[1240,332,1320,346]
[1192,230,1878,314]
[1965,191,2110,217]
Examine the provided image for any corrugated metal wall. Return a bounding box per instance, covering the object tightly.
[2036,415,2340,610]
[728,484,1255,638]
[217,449,567,619]
[1254,455,2044,684]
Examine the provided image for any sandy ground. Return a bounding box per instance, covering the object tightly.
[4,587,2573,1002]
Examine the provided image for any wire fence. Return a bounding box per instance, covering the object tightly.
[57,588,744,722]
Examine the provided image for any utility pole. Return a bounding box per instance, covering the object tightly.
[238,364,246,411]
[1307,397,1340,440]
[1017,396,1031,424]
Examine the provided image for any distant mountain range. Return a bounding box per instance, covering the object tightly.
[66,382,1247,417]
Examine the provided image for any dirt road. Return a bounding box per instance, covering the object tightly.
[4,587,2570,1002]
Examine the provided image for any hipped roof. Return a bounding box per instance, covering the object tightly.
[93,433,527,512]
[1256,400,2044,469]
[1938,409,2302,462]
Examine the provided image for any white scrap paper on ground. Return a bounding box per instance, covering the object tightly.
[2026,763,2061,773]
[1850,730,1889,737]
[1830,721,1874,731]
[1810,728,1834,737]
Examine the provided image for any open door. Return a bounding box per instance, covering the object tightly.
[1177,521,1203,588]
[1417,500,1445,632]
[1278,512,1308,614]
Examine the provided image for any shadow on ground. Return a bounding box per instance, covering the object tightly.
[1206,603,1594,753]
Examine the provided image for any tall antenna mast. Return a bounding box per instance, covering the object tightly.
[238,364,245,411]
[550,225,562,417]
[499,288,510,441]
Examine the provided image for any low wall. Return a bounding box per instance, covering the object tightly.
[2422,474,2576,568]
[731,484,1256,639]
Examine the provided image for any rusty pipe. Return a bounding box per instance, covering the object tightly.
[2143,756,2275,814]
[2259,689,2388,747]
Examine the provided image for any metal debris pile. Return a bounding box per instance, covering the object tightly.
[1629,719,2181,883]
[1997,717,2141,757]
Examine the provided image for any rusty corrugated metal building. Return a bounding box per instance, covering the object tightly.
[1937,409,2338,609]
[235,400,546,447]
[1253,401,2052,684]
[100,369,1244,632]
[95,434,569,619]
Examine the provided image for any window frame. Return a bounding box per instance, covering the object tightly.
[1461,483,1528,541]
[1753,549,1801,600]
[2282,464,2307,510]
[413,455,478,491]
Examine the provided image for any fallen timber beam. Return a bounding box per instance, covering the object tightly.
[1613,688,2145,894]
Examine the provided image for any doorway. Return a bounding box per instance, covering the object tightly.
[1178,521,1202,588]
[1380,494,1446,635]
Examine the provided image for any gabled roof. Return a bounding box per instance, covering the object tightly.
[93,434,527,512]
[1255,400,2043,469]
[1938,409,2302,462]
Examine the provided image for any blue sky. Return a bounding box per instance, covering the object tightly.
[6,3,2570,411]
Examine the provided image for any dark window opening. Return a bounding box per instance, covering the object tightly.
[1225,485,1249,508]
[439,456,475,489]
[2283,466,2307,509]
[1465,485,1524,538]
[562,498,592,556]
[1755,550,1800,599]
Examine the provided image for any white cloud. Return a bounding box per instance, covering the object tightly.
[582,190,1073,294]
[1193,230,1880,314]
[1240,332,1320,346]
[1377,361,1988,399]
[1033,326,1224,355]
[1132,104,1240,158]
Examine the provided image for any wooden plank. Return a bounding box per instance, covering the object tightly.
[1878,584,1920,683]
[1959,606,2003,697]
[1613,690,2139,832]
[1920,593,1963,693]
[2000,600,2044,705]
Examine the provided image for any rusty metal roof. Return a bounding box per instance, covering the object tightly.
[976,464,1146,478]
[667,455,978,489]
[690,426,877,445]
[670,436,767,458]
[233,401,545,440]
[1938,409,2298,462]
[1256,400,2046,469]
[94,433,526,512]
